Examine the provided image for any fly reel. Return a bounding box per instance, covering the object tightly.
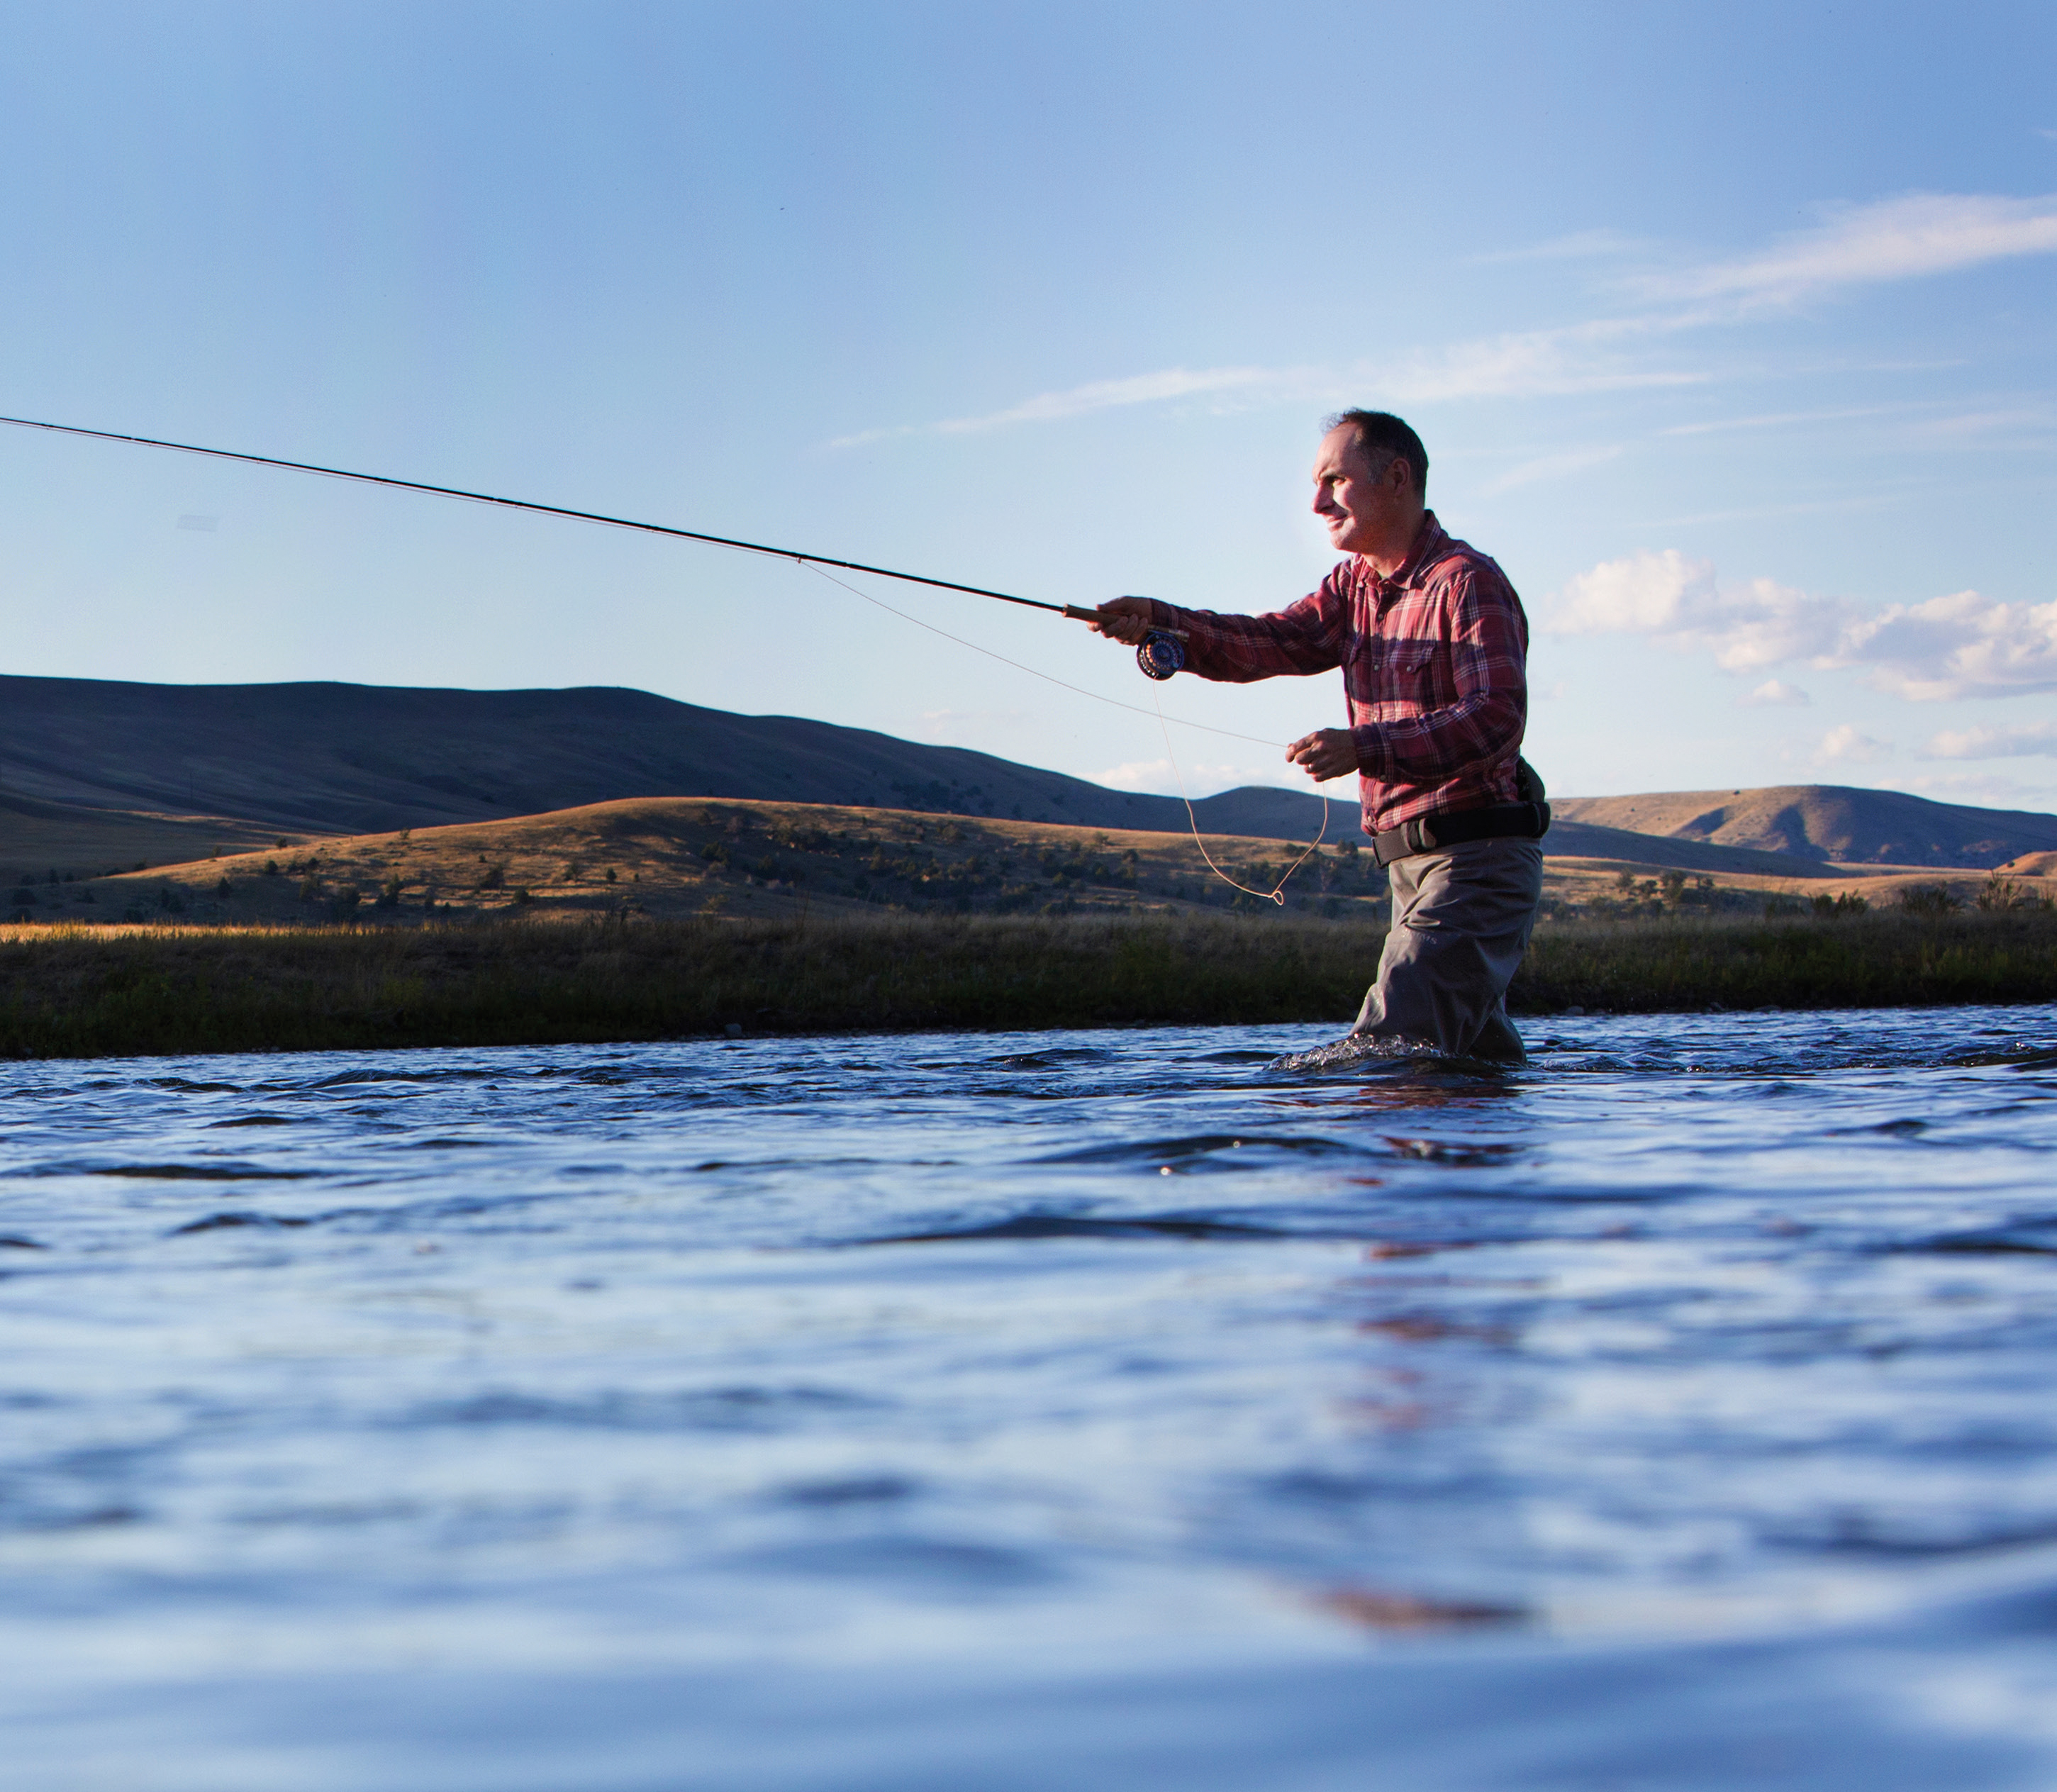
[1137,630,1186,681]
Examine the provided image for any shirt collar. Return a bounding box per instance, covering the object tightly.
[1383,511,1447,589]
[1355,511,1446,594]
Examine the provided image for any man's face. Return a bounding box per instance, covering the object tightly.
[1311,426,1412,557]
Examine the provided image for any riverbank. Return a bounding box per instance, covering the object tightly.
[2,909,2054,1059]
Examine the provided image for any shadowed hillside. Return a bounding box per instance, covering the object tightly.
[4,675,2051,886]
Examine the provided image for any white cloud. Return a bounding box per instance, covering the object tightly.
[1816,724,1892,765]
[1833,590,2057,699]
[1922,720,2057,759]
[1549,552,2057,701]
[1548,550,1850,669]
[1739,679,1810,707]
[1093,757,1273,795]
[1639,191,2057,308]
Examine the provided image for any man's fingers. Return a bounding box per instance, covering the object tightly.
[1091,599,1154,645]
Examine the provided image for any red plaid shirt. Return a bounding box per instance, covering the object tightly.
[1147,512,1529,835]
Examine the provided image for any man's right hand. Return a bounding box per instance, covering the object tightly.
[1088,596,1156,645]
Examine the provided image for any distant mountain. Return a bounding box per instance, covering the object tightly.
[3,675,2048,879]
[0,674,1346,872]
[1553,785,2057,869]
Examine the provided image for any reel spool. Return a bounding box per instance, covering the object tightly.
[1137,630,1186,681]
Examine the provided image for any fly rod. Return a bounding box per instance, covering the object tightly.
[0,413,1183,642]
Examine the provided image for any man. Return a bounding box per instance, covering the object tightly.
[1091,410,1546,1062]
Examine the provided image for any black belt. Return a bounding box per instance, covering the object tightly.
[1370,801,1551,867]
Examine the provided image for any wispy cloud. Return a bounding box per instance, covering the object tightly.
[1904,769,2057,807]
[1482,444,1623,494]
[1468,228,1647,265]
[1922,721,2057,759]
[1547,551,2057,701]
[1636,191,2057,308]
[831,191,2057,449]
[830,366,1286,448]
[831,324,1700,450]
[1659,404,1910,437]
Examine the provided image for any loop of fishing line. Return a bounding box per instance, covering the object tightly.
[1152,691,1327,905]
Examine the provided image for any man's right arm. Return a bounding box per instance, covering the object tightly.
[1092,574,1351,684]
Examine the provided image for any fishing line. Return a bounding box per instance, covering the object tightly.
[804,562,1331,903]
[4,410,1340,901]
[0,412,1108,622]
[800,562,1280,747]
[1151,691,1327,904]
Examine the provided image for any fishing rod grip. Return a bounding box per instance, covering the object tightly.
[1060,603,1188,639]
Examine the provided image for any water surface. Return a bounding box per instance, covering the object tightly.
[4,1008,2056,1788]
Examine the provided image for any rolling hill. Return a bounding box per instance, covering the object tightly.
[3,674,2051,882]
[1553,786,2057,869]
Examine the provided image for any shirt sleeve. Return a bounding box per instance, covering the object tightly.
[1351,566,1528,785]
[1148,568,1352,684]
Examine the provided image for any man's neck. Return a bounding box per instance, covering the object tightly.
[1359,508,1429,580]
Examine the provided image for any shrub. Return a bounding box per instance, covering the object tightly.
[1811,891,1868,918]
[1899,882,1960,917]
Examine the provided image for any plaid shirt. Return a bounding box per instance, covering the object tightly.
[1148,512,1529,835]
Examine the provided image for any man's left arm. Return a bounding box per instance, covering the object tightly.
[1352,569,1528,785]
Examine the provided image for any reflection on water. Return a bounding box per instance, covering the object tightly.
[2,1008,2056,1789]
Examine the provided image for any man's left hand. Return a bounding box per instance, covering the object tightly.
[1286,728,1359,782]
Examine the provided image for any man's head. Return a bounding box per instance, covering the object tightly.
[1312,410,1428,569]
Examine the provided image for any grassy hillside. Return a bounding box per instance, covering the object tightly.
[11,795,2053,935]
[1554,784,2057,868]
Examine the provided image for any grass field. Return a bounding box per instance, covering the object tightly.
[2,907,2053,1060]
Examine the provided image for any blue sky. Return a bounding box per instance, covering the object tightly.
[3,1,2053,813]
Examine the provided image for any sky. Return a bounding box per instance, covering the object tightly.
[2,0,2053,815]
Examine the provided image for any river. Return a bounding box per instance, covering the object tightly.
[3,1008,2055,1788]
